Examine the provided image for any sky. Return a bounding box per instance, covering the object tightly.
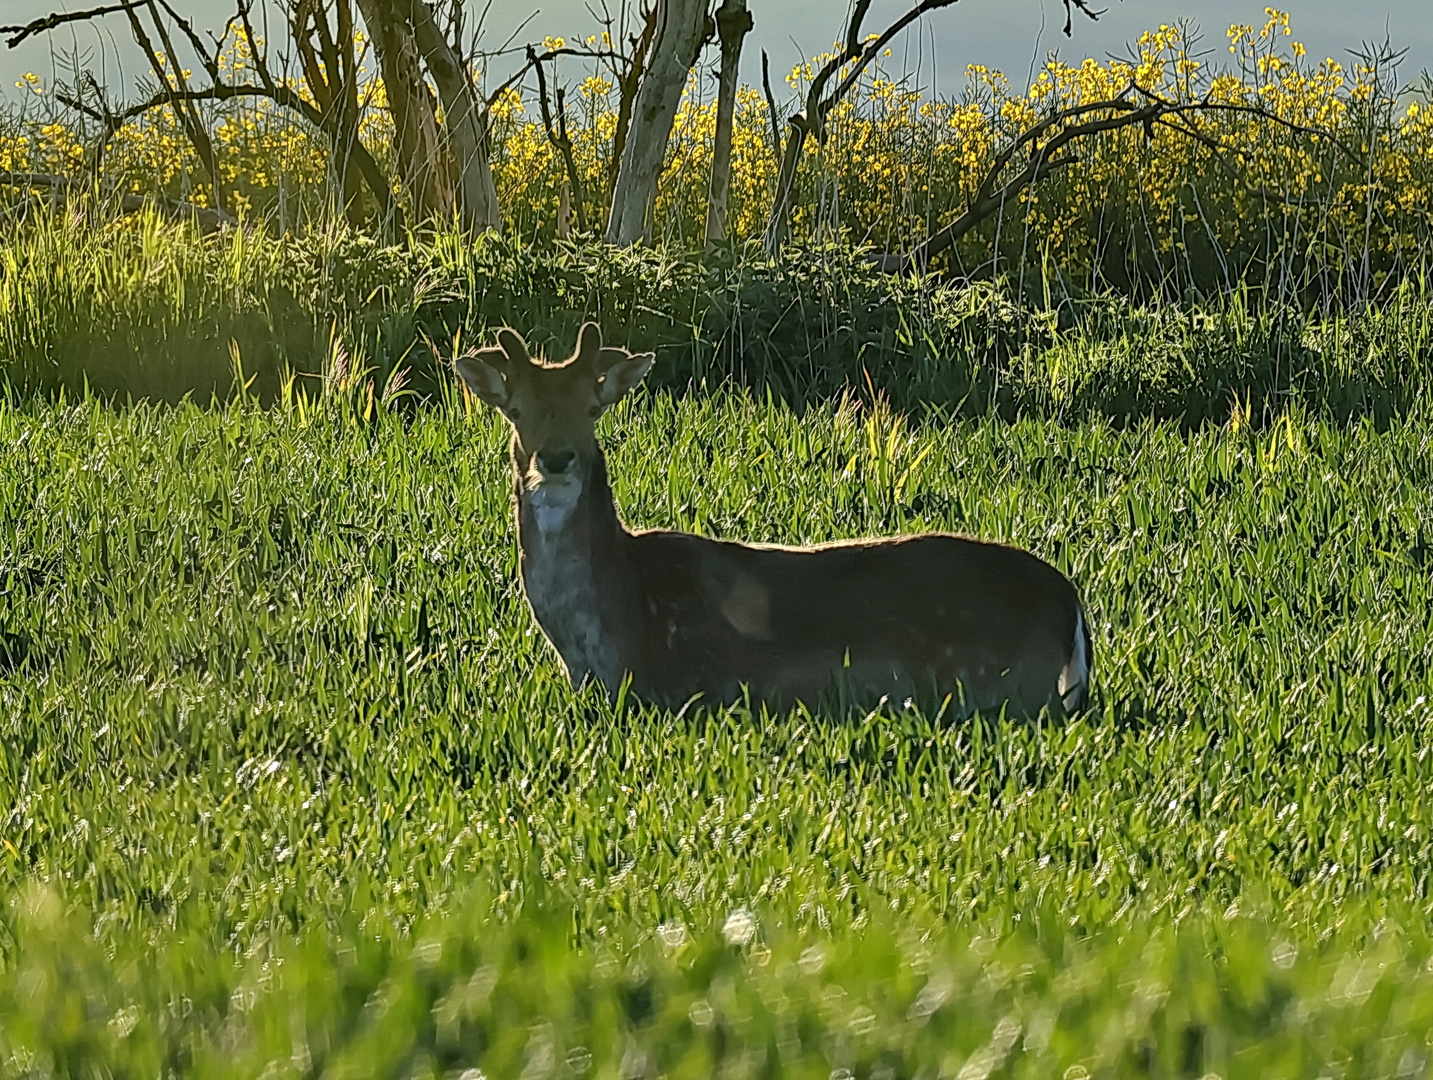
[1,0,1428,108]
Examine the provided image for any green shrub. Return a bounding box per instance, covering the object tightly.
[3,217,1431,424]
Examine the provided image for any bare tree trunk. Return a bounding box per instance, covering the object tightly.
[292,0,369,226]
[330,0,367,223]
[604,6,659,219]
[605,0,711,245]
[405,0,501,232]
[704,0,750,242]
[556,179,573,237]
[126,1,229,216]
[239,0,403,231]
[763,114,808,254]
[355,0,453,221]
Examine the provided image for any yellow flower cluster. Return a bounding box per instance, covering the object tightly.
[1,9,1427,287]
[427,10,1433,283]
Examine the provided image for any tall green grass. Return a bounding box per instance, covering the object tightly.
[2,215,1430,423]
[3,368,1433,1072]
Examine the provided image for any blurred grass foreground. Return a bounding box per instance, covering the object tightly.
[4,5,1433,1079]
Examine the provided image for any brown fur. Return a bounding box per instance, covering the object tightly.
[457,323,1091,716]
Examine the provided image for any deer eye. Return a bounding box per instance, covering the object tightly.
[507,408,522,421]
[588,404,601,418]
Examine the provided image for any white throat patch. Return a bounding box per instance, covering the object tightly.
[526,470,583,534]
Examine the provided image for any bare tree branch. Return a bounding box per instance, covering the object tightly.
[874,84,1356,273]
[484,44,623,111]
[1061,0,1103,37]
[530,44,587,232]
[760,48,782,161]
[763,0,1103,254]
[14,0,402,229]
[1,2,139,49]
[123,0,228,214]
[1128,81,1364,163]
[154,0,221,80]
[764,0,962,254]
[59,77,403,229]
[237,0,277,94]
[824,0,947,135]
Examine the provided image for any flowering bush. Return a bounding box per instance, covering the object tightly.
[2,8,1429,298]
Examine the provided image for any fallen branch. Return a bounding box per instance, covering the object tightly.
[0,170,238,232]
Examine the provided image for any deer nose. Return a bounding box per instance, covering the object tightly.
[538,446,576,474]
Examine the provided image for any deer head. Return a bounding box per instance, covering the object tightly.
[455,322,654,530]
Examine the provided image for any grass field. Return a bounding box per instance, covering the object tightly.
[4,263,1433,1074]
[2,0,1433,1065]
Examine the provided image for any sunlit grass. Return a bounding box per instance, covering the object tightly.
[2,364,1433,1072]
[3,217,1431,425]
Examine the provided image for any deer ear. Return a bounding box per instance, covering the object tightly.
[455,347,510,408]
[496,328,532,366]
[596,349,655,406]
[575,321,603,365]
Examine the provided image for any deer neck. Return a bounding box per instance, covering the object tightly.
[514,445,631,690]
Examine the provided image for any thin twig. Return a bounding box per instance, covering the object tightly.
[155,0,221,80]
[1,2,139,49]
[824,0,955,132]
[484,45,621,110]
[1061,0,1103,37]
[58,75,402,228]
[761,49,782,160]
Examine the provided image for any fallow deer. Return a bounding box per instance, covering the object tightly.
[456,322,1091,716]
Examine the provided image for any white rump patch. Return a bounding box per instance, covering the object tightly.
[1058,606,1089,712]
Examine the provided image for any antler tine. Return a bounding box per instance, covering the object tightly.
[496,327,532,366]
